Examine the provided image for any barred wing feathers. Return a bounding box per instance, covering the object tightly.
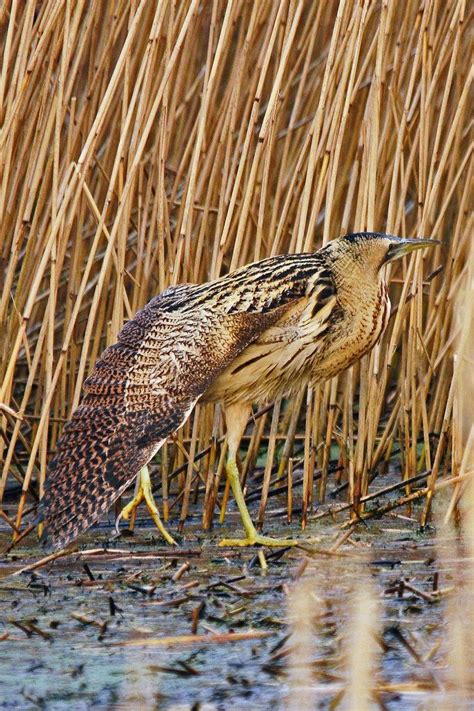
[40,287,300,550]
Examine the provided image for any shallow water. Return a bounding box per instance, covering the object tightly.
[0,510,471,710]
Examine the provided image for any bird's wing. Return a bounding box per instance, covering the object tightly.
[40,287,301,549]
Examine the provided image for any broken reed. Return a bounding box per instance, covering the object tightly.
[0,1,471,539]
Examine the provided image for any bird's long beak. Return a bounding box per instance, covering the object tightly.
[384,237,440,263]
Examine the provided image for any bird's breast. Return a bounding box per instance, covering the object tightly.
[201,298,330,405]
[309,279,391,381]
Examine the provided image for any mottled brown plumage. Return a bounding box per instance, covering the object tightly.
[40,232,437,549]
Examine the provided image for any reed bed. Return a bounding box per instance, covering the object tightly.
[0,0,472,542]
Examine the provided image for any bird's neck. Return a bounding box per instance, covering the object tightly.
[334,261,384,315]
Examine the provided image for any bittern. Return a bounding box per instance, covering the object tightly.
[40,232,437,549]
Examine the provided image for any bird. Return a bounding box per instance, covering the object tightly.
[39,232,438,550]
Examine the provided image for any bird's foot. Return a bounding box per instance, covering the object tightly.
[115,467,177,546]
[117,494,177,545]
[218,533,298,548]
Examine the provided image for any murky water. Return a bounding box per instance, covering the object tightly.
[0,509,471,710]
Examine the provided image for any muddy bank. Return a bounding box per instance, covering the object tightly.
[1,512,469,710]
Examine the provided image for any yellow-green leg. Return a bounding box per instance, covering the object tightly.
[116,465,176,545]
[218,456,298,548]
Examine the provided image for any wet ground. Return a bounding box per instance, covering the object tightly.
[0,504,471,710]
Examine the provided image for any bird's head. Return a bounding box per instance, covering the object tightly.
[323,232,439,280]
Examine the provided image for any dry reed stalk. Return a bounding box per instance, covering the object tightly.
[342,580,380,711]
[109,630,274,648]
[256,398,282,529]
[439,220,474,701]
[0,1,471,540]
[286,579,318,711]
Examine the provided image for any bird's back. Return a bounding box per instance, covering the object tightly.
[158,252,325,315]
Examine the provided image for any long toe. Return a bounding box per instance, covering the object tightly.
[143,495,177,545]
[118,501,135,522]
[115,487,146,534]
[218,534,298,547]
[150,514,177,546]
